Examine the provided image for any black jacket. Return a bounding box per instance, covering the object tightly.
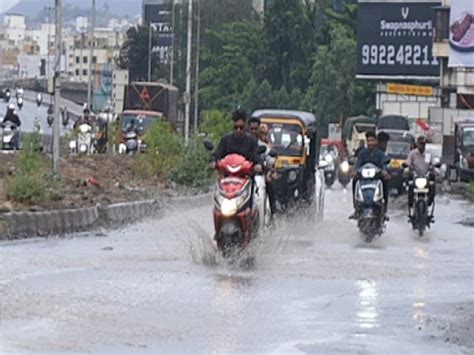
[212,132,262,165]
[3,112,21,127]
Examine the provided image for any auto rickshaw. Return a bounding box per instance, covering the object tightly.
[252,109,324,214]
[342,115,376,157]
[384,130,416,195]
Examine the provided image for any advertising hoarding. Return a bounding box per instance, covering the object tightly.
[144,3,173,63]
[448,0,474,67]
[357,0,440,80]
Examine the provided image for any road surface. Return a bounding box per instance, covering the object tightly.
[0,187,472,354]
[0,97,73,135]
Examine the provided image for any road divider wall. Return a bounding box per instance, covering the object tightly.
[0,192,212,240]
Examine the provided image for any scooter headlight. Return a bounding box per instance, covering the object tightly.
[340,161,350,173]
[69,140,76,150]
[288,170,298,182]
[221,198,238,217]
[361,168,377,179]
[415,178,428,189]
[79,143,88,153]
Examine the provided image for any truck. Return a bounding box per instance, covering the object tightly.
[430,108,474,182]
[122,81,179,128]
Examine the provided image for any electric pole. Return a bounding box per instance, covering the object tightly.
[148,24,153,82]
[53,0,62,179]
[87,0,95,110]
[184,0,193,145]
[193,0,200,133]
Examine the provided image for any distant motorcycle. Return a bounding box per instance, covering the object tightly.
[4,91,11,103]
[1,122,19,150]
[61,107,69,127]
[17,97,23,110]
[321,153,336,188]
[47,105,54,127]
[36,93,43,107]
[353,163,388,242]
[69,123,94,154]
[338,160,351,188]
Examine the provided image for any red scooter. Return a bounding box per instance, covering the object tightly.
[205,141,266,258]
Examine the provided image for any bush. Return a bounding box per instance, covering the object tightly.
[171,136,212,188]
[7,133,51,204]
[469,181,474,194]
[135,121,183,179]
[199,110,232,143]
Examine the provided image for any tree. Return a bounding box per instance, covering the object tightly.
[118,25,165,82]
[263,0,316,91]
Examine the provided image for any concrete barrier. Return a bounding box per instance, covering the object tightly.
[0,193,210,240]
[3,206,99,238]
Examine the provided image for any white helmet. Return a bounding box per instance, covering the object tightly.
[8,103,15,110]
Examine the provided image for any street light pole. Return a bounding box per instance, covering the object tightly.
[87,0,95,110]
[53,0,62,180]
[184,0,193,145]
[193,0,200,133]
[170,0,175,85]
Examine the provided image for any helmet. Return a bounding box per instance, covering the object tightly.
[8,103,15,111]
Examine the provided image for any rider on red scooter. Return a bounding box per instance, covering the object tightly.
[210,109,263,172]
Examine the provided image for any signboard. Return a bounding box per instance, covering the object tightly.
[144,3,173,63]
[357,1,440,80]
[386,83,433,96]
[448,0,474,67]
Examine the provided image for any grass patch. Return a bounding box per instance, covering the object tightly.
[7,133,58,204]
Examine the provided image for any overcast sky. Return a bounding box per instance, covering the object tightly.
[0,0,20,14]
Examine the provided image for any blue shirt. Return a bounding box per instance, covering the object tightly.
[355,148,388,171]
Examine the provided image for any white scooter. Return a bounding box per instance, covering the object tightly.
[69,123,95,154]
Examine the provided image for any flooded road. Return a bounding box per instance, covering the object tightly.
[0,188,472,354]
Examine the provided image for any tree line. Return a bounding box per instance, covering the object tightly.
[118,0,375,135]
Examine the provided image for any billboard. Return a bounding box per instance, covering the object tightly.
[448,0,474,67]
[144,3,173,63]
[357,1,440,80]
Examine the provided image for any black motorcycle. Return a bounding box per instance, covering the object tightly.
[405,164,441,237]
[353,163,388,242]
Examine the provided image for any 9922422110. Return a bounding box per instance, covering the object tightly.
[360,44,439,67]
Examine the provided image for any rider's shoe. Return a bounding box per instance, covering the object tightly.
[349,211,359,220]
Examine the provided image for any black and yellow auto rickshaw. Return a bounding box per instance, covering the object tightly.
[384,130,416,195]
[252,109,321,210]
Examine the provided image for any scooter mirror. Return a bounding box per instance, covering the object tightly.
[433,162,442,169]
[203,139,214,151]
[269,149,278,158]
[256,145,266,155]
[401,162,408,169]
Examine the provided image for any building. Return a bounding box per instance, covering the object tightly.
[112,70,129,113]
[2,14,26,44]
[433,0,474,110]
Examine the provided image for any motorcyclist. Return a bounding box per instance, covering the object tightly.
[210,109,263,172]
[354,139,366,158]
[349,130,390,220]
[405,135,436,221]
[74,108,93,129]
[377,131,391,212]
[249,116,278,216]
[3,103,21,127]
[3,104,21,147]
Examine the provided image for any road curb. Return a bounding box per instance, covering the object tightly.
[0,193,211,240]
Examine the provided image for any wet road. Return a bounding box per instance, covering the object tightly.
[0,98,71,134]
[0,188,472,354]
